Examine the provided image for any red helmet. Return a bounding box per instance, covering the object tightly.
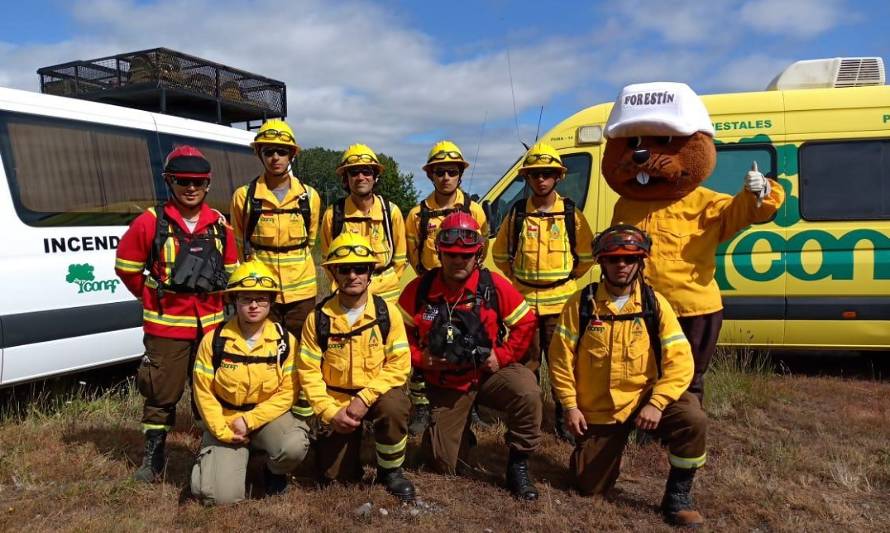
[164,145,211,180]
[593,224,651,258]
[436,211,483,254]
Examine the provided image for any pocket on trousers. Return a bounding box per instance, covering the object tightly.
[136,356,160,399]
[190,447,212,501]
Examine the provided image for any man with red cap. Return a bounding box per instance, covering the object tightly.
[397,212,542,501]
[116,145,238,483]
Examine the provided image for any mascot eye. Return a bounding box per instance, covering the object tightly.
[656,136,673,145]
[628,137,643,149]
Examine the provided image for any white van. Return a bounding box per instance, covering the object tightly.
[0,87,263,386]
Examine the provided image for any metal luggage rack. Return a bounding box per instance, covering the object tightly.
[37,47,286,126]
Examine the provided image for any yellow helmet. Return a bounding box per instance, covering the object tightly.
[519,142,567,174]
[226,260,279,293]
[251,118,300,153]
[322,232,379,267]
[336,143,385,177]
[423,140,470,172]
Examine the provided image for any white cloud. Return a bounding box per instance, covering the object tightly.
[739,0,851,38]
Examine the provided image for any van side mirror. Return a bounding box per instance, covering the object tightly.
[481,200,496,238]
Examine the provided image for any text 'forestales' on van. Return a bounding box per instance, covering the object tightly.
[481,57,890,351]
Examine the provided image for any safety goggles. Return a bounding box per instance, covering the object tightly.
[347,167,376,177]
[254,129,295,144]
[327,245,374,259]
[427,150,462,163]
[171,177,210,188]
[334,264,373,276]
[235,294,273,306]
[432,168,461,178]
[524,153,561,165]
[343,153,380,165]
[437,228,483,247]
[261,147,292,158]
[230,275,276,289]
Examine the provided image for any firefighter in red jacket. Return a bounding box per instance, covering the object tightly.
[115,146,238,482]
[397,212,542,500]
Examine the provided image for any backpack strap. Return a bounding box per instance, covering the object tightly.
[373,294,391,344]
[297,187,312,239]
[578,282,598,340]
[244,176,313,255]
[315,293,390,354]
[377,197,395,273]
[147,204,170,314]
[507,198,526,265]
[414,268,439,314]
[417,200,432,273]
[313,293,338,354]
[331,197,346,239]
[475,268,505,343]
[563,197,578,271]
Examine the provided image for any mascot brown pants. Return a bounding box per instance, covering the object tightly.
[678,310,723,399]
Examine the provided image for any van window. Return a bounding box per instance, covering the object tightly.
[158,136,261,215]
[708,144,776,195]
[800,140,890,221]
[487,152,592,233]
[0,112,160,226]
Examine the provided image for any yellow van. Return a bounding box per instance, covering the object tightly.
[479,57,890,350]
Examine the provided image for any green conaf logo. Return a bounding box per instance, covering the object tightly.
[66,263,120,294]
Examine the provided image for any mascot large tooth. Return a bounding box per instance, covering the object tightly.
[602,82,785,398]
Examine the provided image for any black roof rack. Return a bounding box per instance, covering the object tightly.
[37,47,286,126]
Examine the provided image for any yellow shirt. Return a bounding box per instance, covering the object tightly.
[611,182,785,316]
[192,319,298,443]
[548,283,693,424]
[297,296,411,424]
[320,195,407,303]
[230,174,322,304]
[493,195,595,316]
[405,189,488,273]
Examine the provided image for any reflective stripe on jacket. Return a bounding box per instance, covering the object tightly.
[548,283,693,424]
[114,202,238,340]
[297,297,411,424]
[230,174,321,304]
[192,319,298,443]
[493,195,595,316]
[320,196,408,303]
[611,182,785,316]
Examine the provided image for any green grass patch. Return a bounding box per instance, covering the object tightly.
[706,346,774,418]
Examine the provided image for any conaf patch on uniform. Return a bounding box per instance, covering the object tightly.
[221,361,238,370]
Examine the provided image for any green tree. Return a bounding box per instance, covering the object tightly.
[66,263,95,283]
[294,147,418,215]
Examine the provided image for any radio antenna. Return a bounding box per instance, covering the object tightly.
[506,48,526,149]
[534,105,544,142]
[467,111,487,192]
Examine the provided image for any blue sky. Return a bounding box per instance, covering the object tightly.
[1,0,888,196]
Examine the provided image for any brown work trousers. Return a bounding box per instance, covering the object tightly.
[423,363,543,475]
[271,297,316,341]
[522,313,559,373]
[137,334,200,430]
[678,310,724,400]
[315,389,411,482]
[571,392,708,496]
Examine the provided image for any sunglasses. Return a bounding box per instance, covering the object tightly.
[437,228,482,246]
[229,275,276,289]
[254,129,295,143]
[433,168,461,178]
[171,178,210,188]
[526,170,559,180]
[327,245,374,259]
[261,147,292,158]
[235,294,273,306]
[347,167,376,177]
[524,153,561,165]
[344,153,379,165]
[602,255,642,265]
[334,264,373,276]
[427,150,462,162]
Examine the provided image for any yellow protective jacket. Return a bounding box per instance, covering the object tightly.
[321,195,407,303]
[405,189,488,273]
[230,174,321,304]
[192,319,299,443]
[611,182,784,317]
[493,195,595,316]
[297,295,411,424]
[548,283,693,424]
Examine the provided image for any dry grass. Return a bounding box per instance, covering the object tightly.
[2,358,890,532]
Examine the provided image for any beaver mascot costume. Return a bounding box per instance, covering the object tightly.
[602,82,785,400]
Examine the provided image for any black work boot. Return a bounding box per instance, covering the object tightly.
[134,429,167,482]
[408,404,430,437]
[376,467,416,502]
[264,466,289,496]
[506,450,539,501]
[660,467,704,528]
[553,400,575,445]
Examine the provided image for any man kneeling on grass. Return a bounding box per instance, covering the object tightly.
[191,261,310,505]
[548,224,708,527]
